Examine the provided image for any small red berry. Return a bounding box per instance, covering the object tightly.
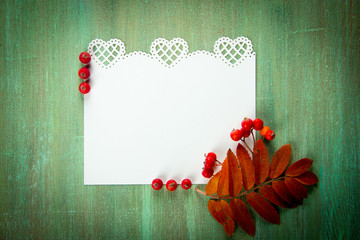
[260,126,270,138]
[181,179,192,190]
[79,52,91,64]
[79,82,91,94]
[78,67,90,79]
[243,129,251,138]
[253,118,264,131]
[241,118,254,131]
[265,130,275,141]
[166,180,178,191]
[151,178,163,190]
[204,157,216,169]
[206,152,217,160]
[230,128,243,141]
[202,168,214,178]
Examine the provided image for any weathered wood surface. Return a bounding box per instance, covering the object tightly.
[0,0,359,239]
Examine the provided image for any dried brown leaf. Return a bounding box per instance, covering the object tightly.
[253,139,270,185]
[217,150,242,197]
[285,177,308,199]
[205,171,221,195]
[208,200,226,225]
[246,192,280,224]
[230,198,255,235]
[272,180,302,205]
[260,185,296,208]
[236,143,255,190]
[285,158,313,177]
[269,144,292,179]
[294,171,319,185]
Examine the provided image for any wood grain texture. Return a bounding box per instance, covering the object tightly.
[0,0,359,239]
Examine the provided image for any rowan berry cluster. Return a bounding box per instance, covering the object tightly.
[202,152,217,178]
[78,52,91,94]
[230,118,275,141]
[151,178,192,191]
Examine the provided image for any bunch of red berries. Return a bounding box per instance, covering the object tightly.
[230,118,275,141]
[78,52,91,94]
[151,179,192,191]
[202,152,217,178]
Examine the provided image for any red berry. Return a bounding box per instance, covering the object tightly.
[241,118,254,131]
[151,178,163,190]
[243,129,251,138]
[265,130,276,141]
[166,180,178,191]
[204,157,215,169]
[230,128,243,141]
[79,52,91,64]
[206,152,217,160]
[78,67,90,79]
[260,126,270,138]
[181,179,192,190]
[79,82,91,94]
[253,118,264,131]
[202,168,214,178]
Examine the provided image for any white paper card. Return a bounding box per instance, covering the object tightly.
[84,37,256,185]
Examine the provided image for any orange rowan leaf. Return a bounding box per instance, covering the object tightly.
[285,177,308,199]
[294,171,319,185]
[208,200,226,225]
[221,200,233,218]
[246,192,280,224]
[236,143,255,190]
[253,139,270,185]
[230,198,255,235]
[272,180,302,205]
[269,144,292,179]
[217,150,242,197]
[205,171,221,195]
[260,185,296,208]
[285,158,313,177]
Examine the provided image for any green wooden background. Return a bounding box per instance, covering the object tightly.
[1,0,359,239]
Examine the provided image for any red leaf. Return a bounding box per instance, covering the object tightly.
[285,158,313,177]
[246,192,280,224]
[224,218,235,237]
[208,200,226,225]
[221,200,233,219]
[269,144,292,179]
[253,139,270,185]
[294,171,319,185]
[272,180,302,205]
[217,150,242,197]
[205,171,221,195]
[230,198,255,235]
[236,143,255,190]
[285,177,308,199]
[260,185,296,208]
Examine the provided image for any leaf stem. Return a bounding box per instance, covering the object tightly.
[195,176,285,200]
[241,139,253,155]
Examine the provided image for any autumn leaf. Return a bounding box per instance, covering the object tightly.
[236,143,255,190]
[221,200,235,237]
[269,144,292,179]
[272,180,302,205]
[294,171,319,185]
[253,139,270,185]
[205,171,221,195]
[260,185,296,208]
[230,198,255,235]
[208,200,227,225]
[285,158,313,177]
[217,150,242,197]
[285,177,308,199]
[246,192,280,224]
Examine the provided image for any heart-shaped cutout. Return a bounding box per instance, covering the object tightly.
[150,38,189,67]
[214,37,253,66]
[88,39,126,69]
